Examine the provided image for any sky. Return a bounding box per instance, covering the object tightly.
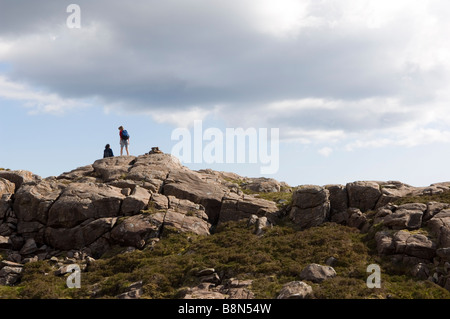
[2,0,450,187]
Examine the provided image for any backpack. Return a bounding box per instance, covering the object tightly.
[122,130,130,140]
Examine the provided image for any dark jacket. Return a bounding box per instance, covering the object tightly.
[103,147,114,158]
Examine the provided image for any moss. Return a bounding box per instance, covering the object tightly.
[383,277,450,299]
[0,285,21,299]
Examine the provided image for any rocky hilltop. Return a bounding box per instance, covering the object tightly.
[1,152,450,298]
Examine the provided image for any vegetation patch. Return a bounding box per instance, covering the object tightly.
[394,189,450,205]
[4,220,449,299]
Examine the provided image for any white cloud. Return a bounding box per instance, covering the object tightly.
[151,106,216,128]
[318,147,333,157]
[0,75,90,114]
[345,128,450,151]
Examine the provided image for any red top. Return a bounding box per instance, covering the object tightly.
[119,130,123,139]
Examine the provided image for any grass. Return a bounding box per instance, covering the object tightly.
[394,189,450,205]
[3,220,449,299]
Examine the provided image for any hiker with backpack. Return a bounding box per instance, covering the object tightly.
[118,126,130,156]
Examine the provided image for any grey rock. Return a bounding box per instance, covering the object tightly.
[375,230,436,260]
[325,184,348,216]
[299,263,336,283]
[163,209,211,236]
[277,281,313,299]
[219,193,279,225]
[411,263,430,280]
[425,202,450,221]
[116,281,143,299]
[19,238,38,255]
[92,156,137,182]
[45,217,117,251]
[346,181,381,212]
[182,283,227,299]
[289,186,330,229]
[375,231,395,255]
[110,213,163,248]
[0,178,15,197]
[242,177,281,193]
[427,210,450,248]
[0,170,37,192]
[47,182,125,228]
[164,168,228,223]
[121,186,151,216]
[347,208,367,230]
[375,181,420,209]
[0,265,23,286]
[14,178,66,225]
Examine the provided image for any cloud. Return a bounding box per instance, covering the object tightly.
[0,75,91,114]
[1,0,450,150]
[151,106,218,128]
[345,128,450,151]
[318,147,333,157]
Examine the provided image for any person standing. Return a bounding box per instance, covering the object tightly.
[118,126,130,156]
[103,144,114,158]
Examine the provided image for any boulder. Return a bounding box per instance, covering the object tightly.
[45,217,117,251]
[57,165,95,181]
[0,194,13,220]
[346,181,381,212]
[375,230,436,260]
[19,238,38,255]
[0,265,23,286]
[325,184,348,217]
[404,233,436,259]
[182,283,227,299]
[375,231,395,255]
[299,263,337,283]
[127,153,184,193]
[163,209,211,236]
[0,170,37,192]
[427,210,450,248]
[411,263,430,280]
[0,178,15,197]
[47,183,125,228]
[150,193,170,210]
[14,178,66,224]
[167,195,205,214]
[423,182,450,195]
[424,202,450,222]
[16,221,45,243]
[116,281,143,299]
[219,193,279,225]
[161,196,211,235]
[347,208,368,230]
[181,279,255,299]
[163,168,229,223]
[110,213,164,248]
[221,278,254,299]
[375,181,420,208]
[277,281,313,299]
[379,203,425,230]
[242,177,281,193]
[92,156,136,182]
[289,186,330,229]
[120,186,151,216]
